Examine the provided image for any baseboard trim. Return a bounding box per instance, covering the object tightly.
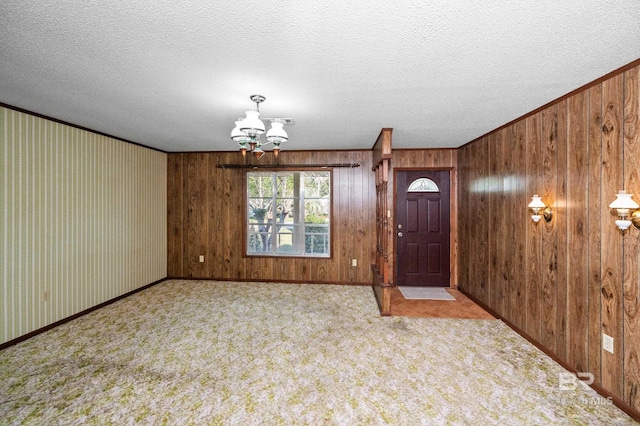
[0,278,167,351]
[165,276,372,286]
[458,287,640,423]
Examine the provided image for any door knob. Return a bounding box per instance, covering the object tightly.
[397,224,403,229]
[397,232,403,237]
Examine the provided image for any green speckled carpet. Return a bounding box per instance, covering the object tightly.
[0,280,635,425]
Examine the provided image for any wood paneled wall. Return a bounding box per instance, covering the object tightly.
[167,150,375,284]
[458,62,640,412]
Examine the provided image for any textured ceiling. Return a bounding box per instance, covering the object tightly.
[1,1,639,153]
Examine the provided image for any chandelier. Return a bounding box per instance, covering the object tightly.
[230,95,289,159]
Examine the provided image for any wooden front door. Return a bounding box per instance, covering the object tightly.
[395,170,451,287]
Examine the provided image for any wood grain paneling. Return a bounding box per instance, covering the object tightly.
[457,62,640,415]
[167,150,375,284]
[567,91,589,372]
[541,104,559,353]
[600,74,624,396]
[470,138,489,305]
[510,121,527,330]
[555,99,568,361]
[623,65,640,408]
[371,130,392,313]
[587,84,603,384]
[526,111,542,343]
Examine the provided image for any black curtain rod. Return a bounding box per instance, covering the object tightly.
[216,163,361,169]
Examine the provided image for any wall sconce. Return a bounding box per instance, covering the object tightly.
[528,194,553,223]
[609,190,640,232]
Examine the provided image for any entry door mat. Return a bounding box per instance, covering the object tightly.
[398,286,455,300]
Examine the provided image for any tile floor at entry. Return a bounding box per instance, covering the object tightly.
[390,287,494,319]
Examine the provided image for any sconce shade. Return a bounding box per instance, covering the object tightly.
[615,219,633,231]
[528,195,546,210]
[609,190,640,232]
[609,191,639,213]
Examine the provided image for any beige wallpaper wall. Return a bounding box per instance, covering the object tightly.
[1,107,167,345]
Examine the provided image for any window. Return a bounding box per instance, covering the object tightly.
[247,171,331,257]
[407,177,439,192]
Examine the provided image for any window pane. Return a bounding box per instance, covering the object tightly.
[305,226,329,254]
[276,224,299,254]
[304,199,330,224]
[276,173,295,197]
[276,198,297,224]
[248,173,274,197]
[248,198,273,223]
[304,173,330,198]
[248,230,272,253]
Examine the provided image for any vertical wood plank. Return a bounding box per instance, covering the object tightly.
[495,129,509,318]
[471,138,489,305]
[567,91,589,372]
[209,153,220,278]
[511,120,527,330]
[555,99,568,361]
[488,133,500,316]
[623,65,640,408]
[185,154,197,277]
[541,104,559,352]
[479,138,490,305]
[456,146,469,291]
[526,112,542,342]
[600,74,624,397]
[167,154,184,277]
[588,84,604,384]
[196,153,208,278]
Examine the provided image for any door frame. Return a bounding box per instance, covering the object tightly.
[393,167,457,288]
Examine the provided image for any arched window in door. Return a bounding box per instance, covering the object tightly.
[407,177,439,193]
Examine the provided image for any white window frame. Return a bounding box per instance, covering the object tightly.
[246,170,331,258]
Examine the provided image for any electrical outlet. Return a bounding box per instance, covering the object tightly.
[603,334,614,354]
[43,289,50,302]
[352,259,357,267]
[199,255,205,263]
